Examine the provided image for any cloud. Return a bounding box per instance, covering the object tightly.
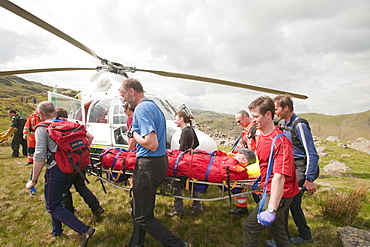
[1,0,369,115]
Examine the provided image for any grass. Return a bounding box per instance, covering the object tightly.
[0,140,369,246]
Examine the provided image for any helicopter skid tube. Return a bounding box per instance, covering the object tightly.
[86,163,261,202]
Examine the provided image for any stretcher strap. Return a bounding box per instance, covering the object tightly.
[112,150,124,169]
[108,168,123,182]
[205,153,216,181]
[258,134,285,215]
[173,151,185,177]
[223,180,238,190]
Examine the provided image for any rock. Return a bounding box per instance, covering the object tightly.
[337,226,370,247]
[350,138,370,155]
[323,160,351,175]
[317,146,328,157]
[338,143,348,148]
[327,136,341,142]
[340,154,352,158]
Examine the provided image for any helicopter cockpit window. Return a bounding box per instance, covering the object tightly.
[147,97,176,120]
[88,98,112,123]
[112,97,127,125]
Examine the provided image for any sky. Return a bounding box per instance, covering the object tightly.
[1,0,370,116]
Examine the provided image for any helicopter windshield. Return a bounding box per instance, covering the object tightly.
[88,98,112,123]
[147,96,176,120]
[112,97,127,125]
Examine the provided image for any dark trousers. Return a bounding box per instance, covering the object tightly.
[172,179,202,215]
[11,135,27,157]
[284,159,312,240]
[44,165,89,236]
[242,195,293,247]
[62,171,101,214]
[129,155,184,247]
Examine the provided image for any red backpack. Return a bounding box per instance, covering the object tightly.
[38,120,91,176]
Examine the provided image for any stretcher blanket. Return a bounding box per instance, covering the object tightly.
[100,148,260,183]
[0,128,15,143]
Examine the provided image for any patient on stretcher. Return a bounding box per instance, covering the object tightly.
[99,147,260,183]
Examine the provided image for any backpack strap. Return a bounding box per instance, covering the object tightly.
[257,133,286,216]
[291,118,310,146]
[67,149,90,184]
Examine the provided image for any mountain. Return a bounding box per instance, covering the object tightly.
[1,76,369,142]
[192,110,370,142]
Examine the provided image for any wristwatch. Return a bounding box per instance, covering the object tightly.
[267,207,277,214]
[307,179,314,182]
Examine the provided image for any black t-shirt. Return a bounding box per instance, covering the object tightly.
[179,126,199,151]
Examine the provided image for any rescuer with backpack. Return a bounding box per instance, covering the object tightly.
[265,94,319,246]
[25,101,95,247]
[55,107,105,218]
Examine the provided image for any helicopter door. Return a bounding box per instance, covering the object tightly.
[111,97,129,146]
[86,98,113,147]
[48,92,85,124]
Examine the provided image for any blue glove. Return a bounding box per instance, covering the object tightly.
[257,210,276,226]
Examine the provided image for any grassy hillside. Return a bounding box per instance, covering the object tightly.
[192,110,370,142]
[0,140,369,246]
[0,76,79,132]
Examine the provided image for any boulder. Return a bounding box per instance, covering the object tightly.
[323,160,351,175]
[350,138,370,155]
[317,146,328,157]
[337,226,370,247]
[338,143,348,148]
[326,136,341,142]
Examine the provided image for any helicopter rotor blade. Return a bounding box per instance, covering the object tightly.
[136,69,308,99]
[0,68,97,77]
[0,0,105,63]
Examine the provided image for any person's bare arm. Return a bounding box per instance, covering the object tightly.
[133,131,158,151]
[268,173,285,210]
[25,161,45,189]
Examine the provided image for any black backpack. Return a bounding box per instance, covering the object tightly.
[281,118,310,146]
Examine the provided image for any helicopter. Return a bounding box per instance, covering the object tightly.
[47,71,219,153]
[0,0,308,154]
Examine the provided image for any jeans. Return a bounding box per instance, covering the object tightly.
[129,155,185,247]
[44,165,90,236]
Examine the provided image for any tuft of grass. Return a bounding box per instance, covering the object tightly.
[321,186,369,226]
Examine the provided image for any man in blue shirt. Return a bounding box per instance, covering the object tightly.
[271,94,319,245]
[119,78,190,247]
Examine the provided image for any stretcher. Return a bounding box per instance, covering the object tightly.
[0,128,15,143]
[86,148,261,202]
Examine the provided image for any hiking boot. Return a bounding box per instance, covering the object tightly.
[78,227,95,247]
[23,162,32,166]
[166,210,184,218]
[264,239,277,247]
[228,207,248,216]
[290,236,312,245]
[93,207,105,217]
